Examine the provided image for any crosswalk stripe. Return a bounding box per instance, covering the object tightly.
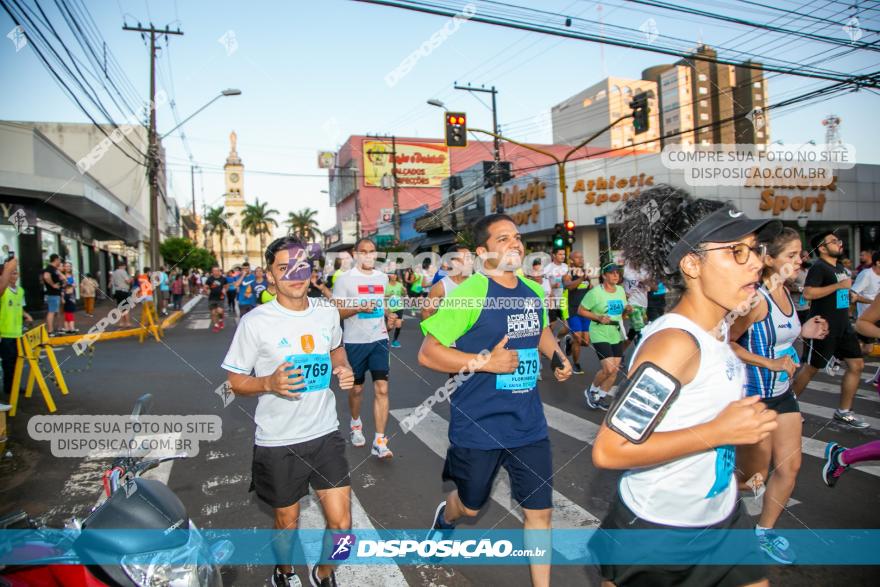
[798,400,880,429]
[805,380,878,403]
[742,495,800,517]
[389,408,601,530]
[186,318,212,330]
[298,489,408,586]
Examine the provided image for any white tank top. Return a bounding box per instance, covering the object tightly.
[617,313,745,527]
[441,276,459,297]
[738,285,801,398]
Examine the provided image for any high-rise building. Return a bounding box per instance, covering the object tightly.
[643,46,770,149]
[551,76,660,153]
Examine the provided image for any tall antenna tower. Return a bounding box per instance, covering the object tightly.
[822,114,843,150]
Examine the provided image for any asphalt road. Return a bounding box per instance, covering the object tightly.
[2,299,879,586]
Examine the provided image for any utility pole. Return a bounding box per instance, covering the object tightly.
[190,164,197,244]
[454,84,503,211]
[366,134,400,243]
[124,23,184,268]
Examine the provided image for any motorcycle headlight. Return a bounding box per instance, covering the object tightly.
[120,525,222,587]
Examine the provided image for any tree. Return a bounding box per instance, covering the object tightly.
[241,199,279,256]
[286,208,322,242]
[159,237,217,273]
[205,206,233,269]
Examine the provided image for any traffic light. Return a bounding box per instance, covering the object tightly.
[553,223,565,249]
[630,92,650,135]
[564,219,576,246]
[445,112,467,148]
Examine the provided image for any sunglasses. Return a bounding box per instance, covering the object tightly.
[699,242,768,265]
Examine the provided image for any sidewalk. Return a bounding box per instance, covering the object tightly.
[33,295,201,336]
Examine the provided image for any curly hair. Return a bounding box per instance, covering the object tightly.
[613,184,724,290]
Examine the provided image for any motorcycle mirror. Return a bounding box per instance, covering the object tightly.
[130,393,153,422]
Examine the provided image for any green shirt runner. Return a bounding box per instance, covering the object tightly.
[0,286,26,339]
[580,285,628,344]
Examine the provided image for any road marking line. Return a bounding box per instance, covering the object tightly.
[805,380,878,403]
[390,408,601,531]
[186,318,212,330]
[798,400,880,429]
[298,489,408,585]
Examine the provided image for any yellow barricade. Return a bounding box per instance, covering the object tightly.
[9,324,69,417]
[138,300,162,343]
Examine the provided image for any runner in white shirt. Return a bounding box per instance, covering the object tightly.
[422,244,473,320]
[542,248,570,339]
[591,185,780,587]
[222,236,354,587]
[332,237,397,458]
[853,251,880,353]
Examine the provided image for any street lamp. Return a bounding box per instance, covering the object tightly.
[159,88,242,140]
[427,98,447,111]
[150,89,241,268]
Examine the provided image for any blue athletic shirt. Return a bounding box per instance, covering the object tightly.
[238,274,257,305]
[420,272,549,450]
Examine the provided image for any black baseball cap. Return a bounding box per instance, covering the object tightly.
[667,205,781,269]
[602,263,621,274]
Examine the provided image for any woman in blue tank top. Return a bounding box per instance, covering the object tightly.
[730,228,829,565]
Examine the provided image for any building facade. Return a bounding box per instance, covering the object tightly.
[0,121,149,311]
[481,154,879,269]
[551,76,661,152]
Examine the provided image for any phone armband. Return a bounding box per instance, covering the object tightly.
[605,361,681,444]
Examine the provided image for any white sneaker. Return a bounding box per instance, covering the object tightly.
[371,436,393,459]
[350,425,366,447]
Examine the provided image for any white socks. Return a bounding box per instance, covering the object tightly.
[351,418,362,429]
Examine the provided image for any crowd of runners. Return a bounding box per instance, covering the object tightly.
[217,184,880,587]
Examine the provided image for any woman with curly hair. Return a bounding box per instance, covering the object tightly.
[591,184,780,587]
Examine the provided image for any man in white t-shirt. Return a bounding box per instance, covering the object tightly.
[542,248,569,335]
[222,236,355,587]
[853,251,880,352]
[332,237,396,459]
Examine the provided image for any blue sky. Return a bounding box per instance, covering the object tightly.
[2,0,878,232]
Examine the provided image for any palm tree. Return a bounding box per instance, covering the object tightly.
[205,205,234,269]
[241,199,280,256]
[286,208,322,242]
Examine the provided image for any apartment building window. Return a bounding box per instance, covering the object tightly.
[754,93,762,100]
[701,139,710,145]
[699,86,708,95]
[753,81,762,88]
[700,113,709,121]
[698,73,708,82]
[700,100,708,108]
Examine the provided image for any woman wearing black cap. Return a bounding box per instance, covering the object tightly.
[591,185,780,587]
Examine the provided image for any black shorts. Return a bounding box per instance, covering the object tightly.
[443,438,553,511]
[594,341,624,361]
[113,291,129,305]
[209,299,224,310]
[548,309,563,323]
[758,390,800,414]
[250,430,350,509]
[593,497,766,587]
[802,325,862,368]
[393,310,404,319]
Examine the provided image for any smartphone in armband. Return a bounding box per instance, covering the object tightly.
[605,361,681,444]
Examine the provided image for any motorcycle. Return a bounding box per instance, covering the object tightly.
[0,394,232,586]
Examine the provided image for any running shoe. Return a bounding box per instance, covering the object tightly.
[585,387,608,411]
[271,566,302,587]
[350,425,366,447]
[824,357,842,376]
[833,410,869,429]
[757,531,796,565]
[425,501,456,542]
[372,436,393,459]
[309,566,337,587]
[564,335,572,357]
[391,340,401,348]
[571,362,584,375]
[211,324,220,333]
[822,442,849,487]
[218,319,225,330]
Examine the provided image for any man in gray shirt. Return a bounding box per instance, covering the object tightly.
[110,262,133,327]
